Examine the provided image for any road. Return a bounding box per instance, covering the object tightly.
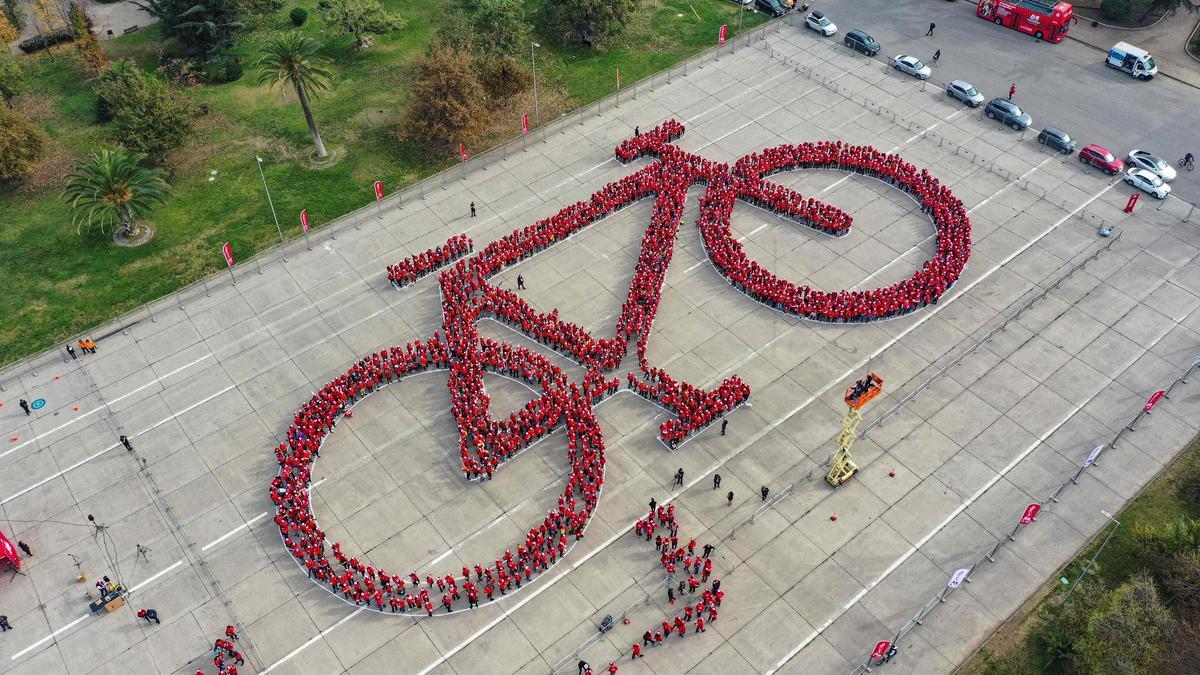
[806,0,1200,202]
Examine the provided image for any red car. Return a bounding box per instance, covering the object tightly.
[1078,144,1124,175]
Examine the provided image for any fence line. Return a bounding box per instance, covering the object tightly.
[843,352,1200,673]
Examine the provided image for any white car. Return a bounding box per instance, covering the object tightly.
[1124,168,1171,199]
[727,0,753,5]
[1125,149,1177,182]
[892,55,931,80]
[804,10,837,36]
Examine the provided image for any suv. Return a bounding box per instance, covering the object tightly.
[946,80,985,107]
[844,30,880,56]
[1078,144,1123,175]
[1037,127,1076,154]
[983,98,1031,130]
[804,10,837,36]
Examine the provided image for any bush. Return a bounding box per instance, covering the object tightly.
[205,57,244,83]
[317,0,332,9]
[0,107,47,183]
[18,28,74,54]
[1101,0,1132,21]
[290,6,307,25]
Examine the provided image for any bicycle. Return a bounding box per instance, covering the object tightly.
[270,121,973,645]
[1180,157,1195,171]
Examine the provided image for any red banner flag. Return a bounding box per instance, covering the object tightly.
[221,242,235,268]
[300,208,310,233]
[1143,390,1166,412]
[373,180,384,201]
[521,113,529,135]
[719,24,728,45]
[1020,503,1041,525]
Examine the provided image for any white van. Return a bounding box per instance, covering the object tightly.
[1106,42,1157,80]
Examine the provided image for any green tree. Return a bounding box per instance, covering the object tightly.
[545,0,635,47]
[0,107,47,182]
[0,51,25,108]
[1079,573,1175,675]
[94,63,195,162]
[318,0,403,51]
[0,10,18,42]
[475,0,528,56]
[63,149,170,236]
[256,32,333,158]
[402,48,487,148]
[479,54,529,100]
[135,0,245,59]
[428,7,474,53]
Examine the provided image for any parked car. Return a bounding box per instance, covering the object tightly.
[804,10,837,35]
[891,55,931,79]
[755,0,786,17]
[946,80,985,107]
[844,30,880,56]
[1037,127,1077,154]
[1078,144,1124,175]
[727,0,754,5]
[983,98,1031,130]
[1124,168,1171,199]
[1125,149,1176,182]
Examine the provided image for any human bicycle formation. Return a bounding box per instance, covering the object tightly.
[267,120,970,661]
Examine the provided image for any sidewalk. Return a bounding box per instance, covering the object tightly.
[1066,9,1200,89]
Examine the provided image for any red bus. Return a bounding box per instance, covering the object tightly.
[977,0,1073,43]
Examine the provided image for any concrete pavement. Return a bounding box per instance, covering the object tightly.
[2,15,1200,675]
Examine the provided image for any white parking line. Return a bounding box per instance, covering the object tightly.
[413,180,1118,675]
[261,606,367,673]
[201,512,270,552]
[129,559,184,593]
[9,614,88,661]
[0,353,213,460]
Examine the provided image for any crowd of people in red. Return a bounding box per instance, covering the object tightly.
[266,120,967,671]
[386,234,473,287]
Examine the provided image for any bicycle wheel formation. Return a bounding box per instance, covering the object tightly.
[270,121,972,650]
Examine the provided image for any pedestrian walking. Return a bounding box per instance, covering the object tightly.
[578,659,590,675]
[19,399,30,416]
[667,586,675,604]
[1008,83,1016,100]
[632,643,643,659]
[673,468,684,486]
[137,608,160,624]
[120,435,134,452]
[642,630,652,646]
[720,419,727,436]
[932,49,941,65]
[516,274,525,290]
[607,662,618,674]
[0,615,11,632]
[760,485,770,502]
[712,473,721,490]
[225,625,239,641]
[17,541,31,557]
[926,22,935,36]
[470,202,476,218]
[702,543,713,559]
[66,344,77,360]
[648,497,657,513]
[726,490,734,506]
[634,126,640,137]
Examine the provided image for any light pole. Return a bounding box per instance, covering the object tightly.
[1062,510,1121,605]
[256,156,286,262]
[530,42,541,127]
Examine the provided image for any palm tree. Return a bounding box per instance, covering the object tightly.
[63,149,170,237]
[256,32,334,158]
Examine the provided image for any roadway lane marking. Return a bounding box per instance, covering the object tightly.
[129,559,185,593]
[0,353,213,460]
[413,180,1118,675]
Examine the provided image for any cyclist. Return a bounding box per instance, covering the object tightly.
[1185,152,1194,168]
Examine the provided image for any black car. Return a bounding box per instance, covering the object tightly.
[755,0,786,17]
[844,30,880,56]
[1037,127,1077,154]
[983,98,1032,130]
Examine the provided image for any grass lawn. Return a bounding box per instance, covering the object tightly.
[961,432,1200,674]
[0,0,768,367]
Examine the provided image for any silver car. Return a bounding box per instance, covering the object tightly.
[1124,168,1171,199]
[1125,149,1177,182]
[946,80,985,107]
[892,55,931,80]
